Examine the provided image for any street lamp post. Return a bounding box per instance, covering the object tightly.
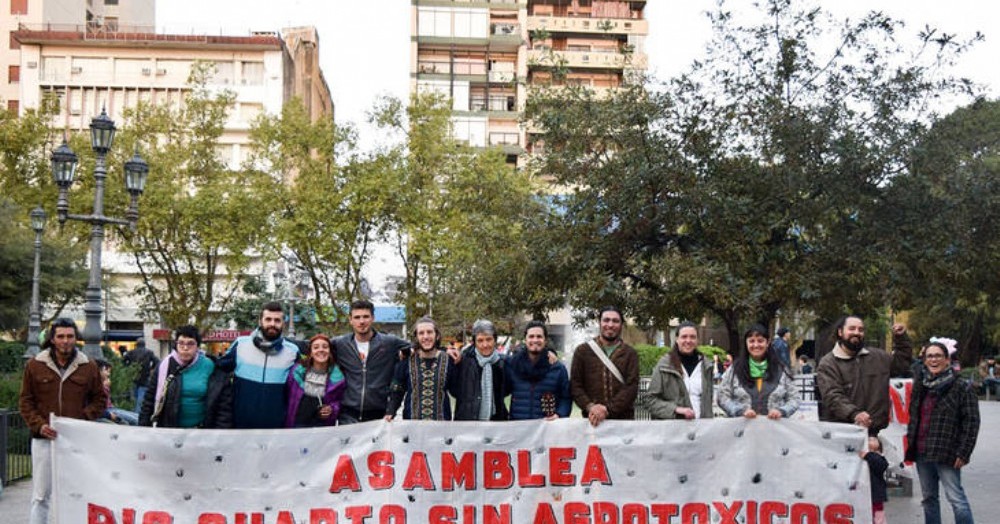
[50,108,149,361]
[23,206,47,358]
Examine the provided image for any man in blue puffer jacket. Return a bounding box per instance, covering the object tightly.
[506,321,572,420]
[217,302,302,428]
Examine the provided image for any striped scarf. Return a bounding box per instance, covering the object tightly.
[475,350,501,421]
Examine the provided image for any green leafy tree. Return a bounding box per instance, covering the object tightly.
[374,93,537,329]
[113,63,280,330]
[882,99,1000,365]
[249,99,383,325]
[0,199,87,336]
[525,0,979,349]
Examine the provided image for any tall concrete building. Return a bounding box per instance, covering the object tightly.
[2,0,155,112]
[12,24,333,348]
[411,0,647,165]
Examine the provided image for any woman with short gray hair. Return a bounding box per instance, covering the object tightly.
[451,319,509,420]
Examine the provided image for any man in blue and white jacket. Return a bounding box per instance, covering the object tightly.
[217,301,301,428]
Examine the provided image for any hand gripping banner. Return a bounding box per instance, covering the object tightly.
[52,417,871,524]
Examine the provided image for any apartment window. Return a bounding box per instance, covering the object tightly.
[11,0,28,15]
[9,32,19,50]
[104,17,118,31]
[8,65,20,83]
[241,61,264,85]
[6,100,19,113]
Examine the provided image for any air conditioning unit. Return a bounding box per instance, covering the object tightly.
[27,61,38,69]
[141,68,152,76]
[494,24,517,36]
[70,109,81,115]
[71,66,83,74]
[156,68,167,76]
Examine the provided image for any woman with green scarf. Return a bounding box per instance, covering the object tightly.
[717,324,800,419]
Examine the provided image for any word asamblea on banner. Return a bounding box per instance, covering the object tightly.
[52,416,871,524]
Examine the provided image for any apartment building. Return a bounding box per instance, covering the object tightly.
[12,24,332,347]
[1,0,154,112]
[411,0,647,166]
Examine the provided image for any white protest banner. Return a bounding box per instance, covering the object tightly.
[52,417,870,524]
[883,378,915,477]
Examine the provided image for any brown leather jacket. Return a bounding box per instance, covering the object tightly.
[570,339,639,419]
[19,349,106,437]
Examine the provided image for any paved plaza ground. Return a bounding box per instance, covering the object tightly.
[2,401,997,523]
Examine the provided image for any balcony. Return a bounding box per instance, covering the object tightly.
[489,131,524,155]
[469,94,517,112]
[527,16,648,36]
[527,48,647,70]
[489,23,523,49]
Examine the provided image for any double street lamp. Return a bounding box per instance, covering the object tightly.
[23,206,47,358]
[50,108,149,361]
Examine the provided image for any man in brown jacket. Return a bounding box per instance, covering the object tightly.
[20,318,106,524]
[571,306,639,426]
[816,316,913,435]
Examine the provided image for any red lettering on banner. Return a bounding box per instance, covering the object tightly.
[533,503,558,524]
[345,505,373,524]
[330,455,362,493]
[198,514,227,524]
[483,451,514,489]
[889,382,910,425]
[680,503,709,523]
[713,501,743,524]
[621,503,648,524]
[549,447,577,486]
[88,503,115,523]
[760,501,787,521]
[441,452,477,490]
[580,446,611,486]
[124,508,136,524]
[428,505,456,523]
[484,504,511,524]
[276,511,296,524]
[564,502,590,524]
[593,501,617,524]
[369,450,395,490]
[517,450,545,487]
[310,508,338,524]
[402,452,435,490]
[745,501,757,524]
[789,503,820,524]
[379,504,406,523]
[650,503,679,523]
[823,503,854,524]
[141,511,173,524]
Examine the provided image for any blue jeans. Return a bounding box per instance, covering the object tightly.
[916,460,975,524]
[133,384,148,411]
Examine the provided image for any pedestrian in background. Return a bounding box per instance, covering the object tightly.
[123,337,159,409]
[772,327,792,368]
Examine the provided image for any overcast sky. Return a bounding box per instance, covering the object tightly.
[157,0,997,145]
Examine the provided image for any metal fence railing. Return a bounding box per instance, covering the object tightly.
[1,409,32,486]
[634,377,652,420]
[794,373,817,401]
